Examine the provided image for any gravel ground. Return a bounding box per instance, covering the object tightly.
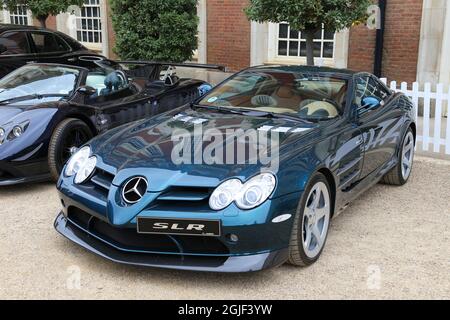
[0,156,449,300]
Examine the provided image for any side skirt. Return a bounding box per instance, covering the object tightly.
[333,156,398,218]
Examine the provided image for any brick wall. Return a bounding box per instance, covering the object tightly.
[348,0,423,83]
[206,0,251,72]
[382,0,423,83]
[347,24,377,74]
[32,16,57,30]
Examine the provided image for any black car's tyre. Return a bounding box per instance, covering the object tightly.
[288,172,332,267]
[48,118,93,182]
[381,128,415,186]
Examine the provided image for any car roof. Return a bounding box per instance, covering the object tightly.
[0,24,48,32]
[0,24,88,51]
[248,64,357,79]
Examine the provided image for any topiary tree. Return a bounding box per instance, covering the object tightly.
[245,0,372,66]
[2,0,84,28]
[110,0,199,63]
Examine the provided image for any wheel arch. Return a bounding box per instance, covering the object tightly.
[394,120,416,159]
[316,167,337,218]
[409,121,417,144]
[62,113,98,136]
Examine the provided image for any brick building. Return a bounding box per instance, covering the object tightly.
[1,0,449,86]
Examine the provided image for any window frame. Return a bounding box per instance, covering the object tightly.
[268,22,336,66]
[352,74,393,117]
[75,0,103,51]
[4,5,32,26]
[28,31,71,55]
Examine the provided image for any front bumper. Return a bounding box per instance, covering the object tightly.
[54,213,289,272]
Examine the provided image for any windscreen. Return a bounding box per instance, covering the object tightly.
[0,64,80,104]
[198,69,348,120]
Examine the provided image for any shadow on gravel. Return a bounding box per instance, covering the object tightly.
[0,182,55,195]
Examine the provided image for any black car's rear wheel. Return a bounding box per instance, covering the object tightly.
[48,118,93,181]
[288,172,331,267]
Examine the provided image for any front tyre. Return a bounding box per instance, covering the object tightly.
[381,128,415,186]
[288,172,331,266]
[48,118,93,182]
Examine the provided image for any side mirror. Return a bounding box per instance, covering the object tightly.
[362,96,381,108]
[77,85,97,96]
[357,96,382,116]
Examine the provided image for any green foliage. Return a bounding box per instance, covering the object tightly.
[245,0,372,32]
[110,0,199,63]
[2,0,84,23]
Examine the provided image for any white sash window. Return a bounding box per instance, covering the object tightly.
[3,5,32,26]
[76,0,103,50]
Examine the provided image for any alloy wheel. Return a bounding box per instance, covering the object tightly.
[302,181,331,259]
[401,131,415,180]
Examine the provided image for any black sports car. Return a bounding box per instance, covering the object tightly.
[0,24,105,78]
[0,59,222,185]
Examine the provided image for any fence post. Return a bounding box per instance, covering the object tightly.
[412,82,419,122]
[400,82,408,96]
[422,83,431,151]
[433,84,443,152]
[390,81,397,91]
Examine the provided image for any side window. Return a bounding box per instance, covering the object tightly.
[85,71,133,104]
[54,35,71,52]
[30,32,69,54]
[354,76,389,111]
[371,77,391,100]
[85,72,107,95]
[0,31,30,55]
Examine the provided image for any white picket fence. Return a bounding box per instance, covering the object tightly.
[381,78,450,155]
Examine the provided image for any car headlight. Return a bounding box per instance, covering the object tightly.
[65,146,97,184]
[0,128,5,145]
[12,125,23,138]
[235,173,276,209]
[74,156,97,184]
[5,121,30,141]
[209,173,276,211]
[209,179,243,210]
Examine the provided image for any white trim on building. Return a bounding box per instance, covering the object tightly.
[196,0,207,64]
[416,0,450,87]
[250,22,349,68]
[56,0,109,57]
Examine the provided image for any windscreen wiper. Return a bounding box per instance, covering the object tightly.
[193,104,311,123]
[0,93,68,105]
[192,104,253,115]
[246,110,310,124]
